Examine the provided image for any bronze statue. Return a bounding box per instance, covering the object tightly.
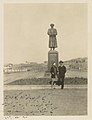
[47,24,57,50]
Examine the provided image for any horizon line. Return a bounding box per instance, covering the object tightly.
[4,56,87,65]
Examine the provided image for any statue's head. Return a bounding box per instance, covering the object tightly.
[50,24,54,27]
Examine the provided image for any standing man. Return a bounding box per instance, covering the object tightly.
[50,62,58,88]
[58,61,66,89]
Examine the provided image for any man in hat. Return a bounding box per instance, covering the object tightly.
[47,23,57,50]
[58,60,66,89]
[50,62,58,88]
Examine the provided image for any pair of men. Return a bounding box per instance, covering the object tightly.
[50,61,66,89]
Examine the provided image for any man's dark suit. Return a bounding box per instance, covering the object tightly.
[58,65,66,89]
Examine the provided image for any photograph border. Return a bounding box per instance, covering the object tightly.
[0,0,92,120]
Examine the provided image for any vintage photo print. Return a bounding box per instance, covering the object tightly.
[0,0,92,120]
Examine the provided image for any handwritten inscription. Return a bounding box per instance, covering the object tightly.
[4,90,58,116]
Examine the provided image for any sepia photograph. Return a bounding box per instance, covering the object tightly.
[0,1,90,119]
[3,3,88,116]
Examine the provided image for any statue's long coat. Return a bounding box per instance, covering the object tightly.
[47,28,57,48]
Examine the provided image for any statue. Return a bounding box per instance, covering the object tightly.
[47,24,57,50]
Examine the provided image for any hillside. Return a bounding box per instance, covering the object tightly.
[4,57,87,73]
[64,57,87,71]
[4,57,87,85]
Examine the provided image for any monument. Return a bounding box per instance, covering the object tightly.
[45,24,59,76]
[47,23,58,71]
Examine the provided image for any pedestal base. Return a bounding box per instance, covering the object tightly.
[48,50,58,71]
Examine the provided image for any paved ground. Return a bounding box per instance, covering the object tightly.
[4,87,87,116]
[4,71,44,84]
[4,85,87,90]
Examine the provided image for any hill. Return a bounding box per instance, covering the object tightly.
[64,57,87,71]
[4,57,87,73]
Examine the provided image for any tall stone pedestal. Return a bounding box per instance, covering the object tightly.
[44,50,58,77]
[48,50,58,71]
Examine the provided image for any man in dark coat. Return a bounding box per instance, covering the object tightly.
[50,62,58,88]
[58,60,66,89]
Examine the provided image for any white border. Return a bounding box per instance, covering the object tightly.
[0,0,92,120]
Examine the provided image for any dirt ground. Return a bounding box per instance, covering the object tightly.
[4,88,87,116]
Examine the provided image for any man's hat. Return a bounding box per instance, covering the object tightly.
[59,60,63,63]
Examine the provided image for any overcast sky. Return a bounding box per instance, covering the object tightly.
[4,3,87,64]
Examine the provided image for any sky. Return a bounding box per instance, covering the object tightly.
[4,3,87,64]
